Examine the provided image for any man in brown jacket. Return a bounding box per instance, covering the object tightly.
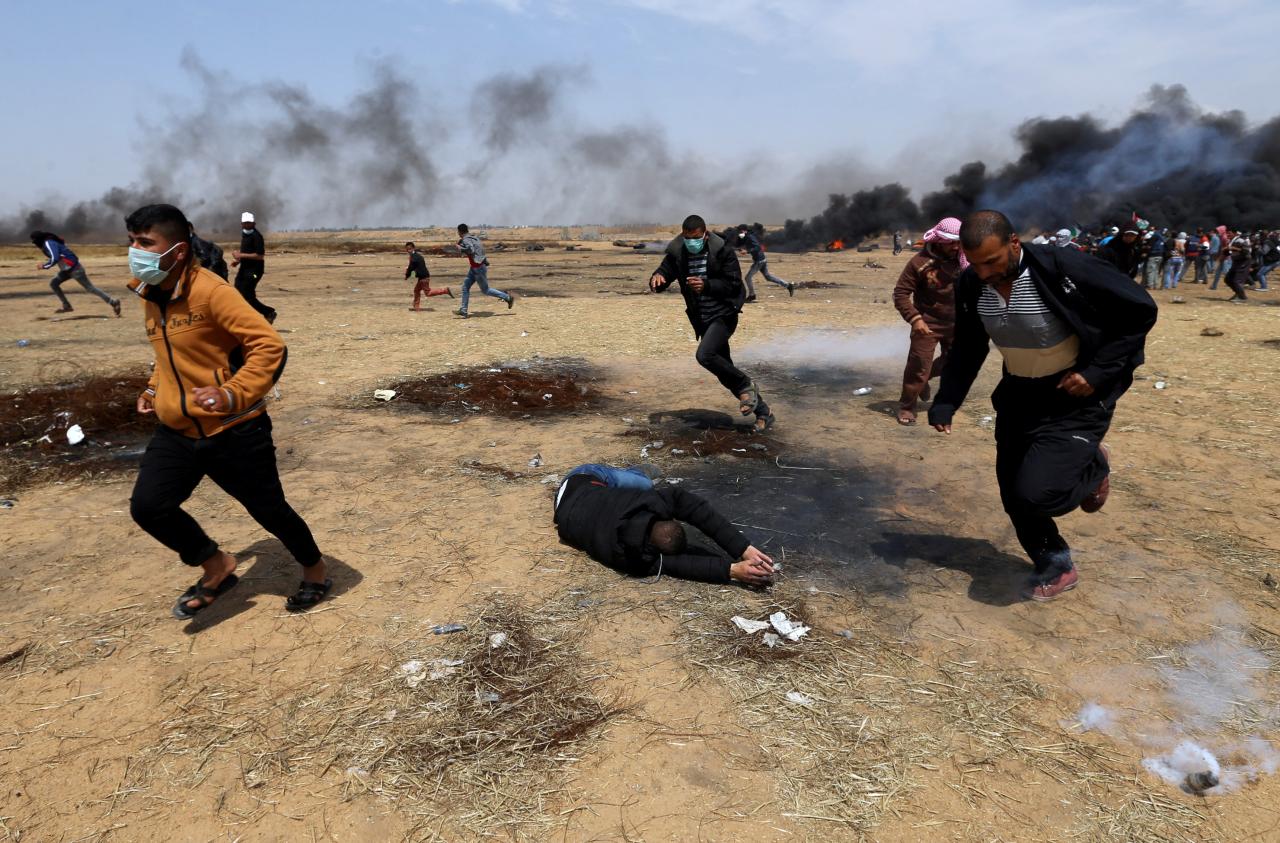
[124,203,330,619]
[892,216,963,425]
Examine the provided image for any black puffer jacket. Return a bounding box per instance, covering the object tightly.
[554,479,749,582]
[651,232,745,336]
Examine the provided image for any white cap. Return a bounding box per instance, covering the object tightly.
[241,211,255,223]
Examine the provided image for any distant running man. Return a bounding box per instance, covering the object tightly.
[931,210,1157,602]
[231,211,275,323]
[736,224,794,301]
[30,230,121,316]
[455,223,514,318]
[404,241,453,310]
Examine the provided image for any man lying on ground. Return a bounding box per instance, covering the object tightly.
[553,463,775,584]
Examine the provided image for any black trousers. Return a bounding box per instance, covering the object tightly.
[1224,259,1250,299]
[234,263,275,319]
[130,414,321,568]
[992,375,1111,577]
[695,316,770,417]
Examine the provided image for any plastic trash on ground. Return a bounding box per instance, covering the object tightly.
[769,611,811,641]
[66,424,85,446]
[373,389,397,401]
[732,616,770,634]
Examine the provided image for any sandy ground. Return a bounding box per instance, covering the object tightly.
[1,230,1279,842]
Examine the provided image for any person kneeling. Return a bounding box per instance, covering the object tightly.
[552,463,774,584]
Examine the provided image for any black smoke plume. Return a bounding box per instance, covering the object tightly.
[923,84,1280,231]
[765,184,920,251]
[1,58,772,242]
[769,85,1280,250]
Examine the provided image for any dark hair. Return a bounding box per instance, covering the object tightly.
[681,214,706,233]
[125,204,192,244]
[648,520,688,555]
[960,210,1015,250]
[457,223,469,234]
[736,223,748,231]
[30,230,64,246]
[405,241,416,249]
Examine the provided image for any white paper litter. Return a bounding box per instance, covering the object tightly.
[399,657,464,687]
[769,611,811,641]
[853,387,873,396]
[762,632,780,648]
[528,453,543,467]
[732,616,770,634]
[373,389,397,401]
[489,632,508,648]
[1154,381,1167,390]
[66,424,85,445]
[785,691,813,705]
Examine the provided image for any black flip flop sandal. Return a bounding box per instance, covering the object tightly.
[286,578,333,613]
[739,382,761,417]
[172,574,240,619]
[754,413,776,433]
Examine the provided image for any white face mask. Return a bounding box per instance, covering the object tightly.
[242,227,254,234]
[128,241,183,286]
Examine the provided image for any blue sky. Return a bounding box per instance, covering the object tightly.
[4,0,1278,227]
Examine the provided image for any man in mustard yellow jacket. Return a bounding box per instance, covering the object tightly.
[124,203,330,619]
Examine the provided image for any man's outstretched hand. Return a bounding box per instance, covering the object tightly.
[649,272,666,292]
[730,545,775,585]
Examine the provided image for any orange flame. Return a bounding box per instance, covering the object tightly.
[827,239,845,251]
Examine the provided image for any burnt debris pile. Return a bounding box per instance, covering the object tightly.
[0,372,154,492]
[384,360,604,419]
[621,409,780,462]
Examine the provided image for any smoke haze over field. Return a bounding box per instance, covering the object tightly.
[4,67,1280,245]
[768,85,1280,249]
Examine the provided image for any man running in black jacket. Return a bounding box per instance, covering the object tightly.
[553,463,775,584]
[231,211,275,323]
[650,214,775,431]
[929,210,1157,602]
[736,224,795,301]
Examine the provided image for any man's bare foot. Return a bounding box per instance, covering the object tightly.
[187,551,238,611]
[302,558,328,585]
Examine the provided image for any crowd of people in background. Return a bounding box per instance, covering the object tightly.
[1030,219,1279,303]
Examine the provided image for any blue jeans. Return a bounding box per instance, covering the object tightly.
[744,259,789,296]
[565,464,654,490]
[1162,257,1184,289]
[1211,257,1231,290]
[459,265,510,313]
[1257,263,1276,290]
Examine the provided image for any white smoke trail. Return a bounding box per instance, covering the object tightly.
[737,325,908,368]
[1066,613,1280,795]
